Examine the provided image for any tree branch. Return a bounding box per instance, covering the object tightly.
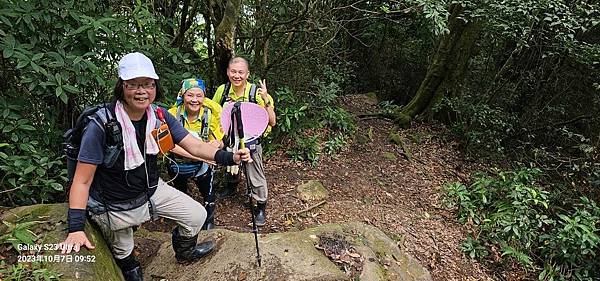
[286,200,327,217]
[0,186,22,194]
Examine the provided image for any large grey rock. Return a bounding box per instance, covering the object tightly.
[0,203,122,281]
[141,222,431,281]
[1,204,431,281]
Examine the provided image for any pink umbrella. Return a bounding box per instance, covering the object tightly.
[221,102,269,142]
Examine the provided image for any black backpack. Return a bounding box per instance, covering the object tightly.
[63,103,122,187]
[219,82,258,106]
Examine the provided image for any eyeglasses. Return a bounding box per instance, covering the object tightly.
[124,81,156,90]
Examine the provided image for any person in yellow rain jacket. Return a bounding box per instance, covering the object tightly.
[212,57,276,226]
[167,78,224,230]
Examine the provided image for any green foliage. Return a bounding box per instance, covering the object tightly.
[0,98,66,205]
[321,107,356,133]
[0,216,59,280]
[273,87,308,134]
[378,101,401,115]
[460,236,488,259]
[348,10,433,104]
[444,181,477,219]
[324,133,348,155]
[444,96,516,156]
[418,0,451,35]
[0,0,200,206]
[0,221,41,252]
[287,134,320,165]
[539,197,600,280]
[0,260,61,281]
[451,0,600,200]
[481,0,599,59]
[445,168,600,280]
[271,65,356,164]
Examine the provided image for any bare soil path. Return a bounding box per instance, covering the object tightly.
[143,94,495,281]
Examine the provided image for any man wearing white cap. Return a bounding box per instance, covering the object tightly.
[59,52,251,281]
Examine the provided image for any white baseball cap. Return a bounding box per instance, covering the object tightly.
[118,52,159,80]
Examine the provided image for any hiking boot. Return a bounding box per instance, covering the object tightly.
[216,183,236,199]
[171,228,214,263]
[255,202,266,226]
[122,266,143,281]
[115,254,143,281]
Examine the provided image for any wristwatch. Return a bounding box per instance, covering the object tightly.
[265,101,272,108]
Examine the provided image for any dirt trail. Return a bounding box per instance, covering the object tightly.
[144,94,495,281]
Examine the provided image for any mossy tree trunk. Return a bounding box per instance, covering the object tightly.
[394,4,482,126]
[213,0,242,85]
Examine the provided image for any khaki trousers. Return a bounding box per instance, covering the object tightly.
[246,143,268,202]
[90,179,206,259]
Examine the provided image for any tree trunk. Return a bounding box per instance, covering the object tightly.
[171,0,200,48]
[252,0,273,77]
[154,0,179,38]
[394,4,482,126]
[202,7,215,92]
[214,0,242,85]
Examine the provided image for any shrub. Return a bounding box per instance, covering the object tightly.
[444,96,516,156]
[270,65,356,164]
[539,197,600,280]
[445,168,600,280]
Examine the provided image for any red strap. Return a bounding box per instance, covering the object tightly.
[156,107,166,123]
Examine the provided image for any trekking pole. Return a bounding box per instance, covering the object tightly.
[232,102,262,267]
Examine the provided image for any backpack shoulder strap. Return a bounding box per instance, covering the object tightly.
[200,107,211,141]
[176,105,183,122]
[175,106,185,126]
[249,84,257,104]
[90,103,115,133]
[220,82,231,106]
[151,104,163,129]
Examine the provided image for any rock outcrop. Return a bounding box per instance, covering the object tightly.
[142,222,431,281]
[0,203,122,281]
[1,204,431,281]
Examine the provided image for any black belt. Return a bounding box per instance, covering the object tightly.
[246,138,261,146]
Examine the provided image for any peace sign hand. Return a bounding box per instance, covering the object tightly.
[258,79,268,100]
